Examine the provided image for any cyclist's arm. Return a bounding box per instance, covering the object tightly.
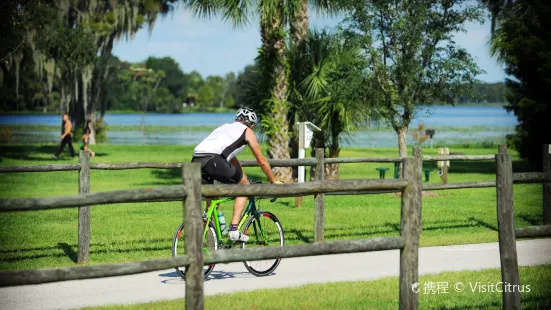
[245,128,277,183]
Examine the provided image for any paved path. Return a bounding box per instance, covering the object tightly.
[1,239,550,309]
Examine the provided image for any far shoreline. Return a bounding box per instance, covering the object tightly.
[0,103,507,116]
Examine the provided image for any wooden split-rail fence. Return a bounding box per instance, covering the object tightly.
[0,145,550,310]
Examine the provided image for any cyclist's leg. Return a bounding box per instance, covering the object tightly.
[203,155,249,241]
[231,172,249,225]
[226,172,250,241]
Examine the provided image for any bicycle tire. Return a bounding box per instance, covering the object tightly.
[172,221,217,280]
[241,212,284,276]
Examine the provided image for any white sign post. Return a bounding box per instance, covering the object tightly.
[297,121,321,183]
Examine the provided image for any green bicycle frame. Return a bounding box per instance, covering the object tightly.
[202,196,268,247]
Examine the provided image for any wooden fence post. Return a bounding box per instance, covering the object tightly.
[183,163,204,310]
[399,156,422,310]
[78,150,91,264]
[314,148,325,243]
[496,145,521,310]
[543,144,551,225]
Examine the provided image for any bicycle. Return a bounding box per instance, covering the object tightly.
[171,179,285,279]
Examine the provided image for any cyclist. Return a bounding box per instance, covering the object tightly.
[191,107,280,242]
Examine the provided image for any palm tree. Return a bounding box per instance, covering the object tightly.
[287,0,342,180]
[291,30,365,179]
[186,0,295,182]
[185,1,342,182]
[481,0,514,33]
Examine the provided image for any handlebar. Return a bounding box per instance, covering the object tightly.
[247,178,279,202]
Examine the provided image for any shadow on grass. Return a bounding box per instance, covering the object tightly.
[0,145,60,161]
[466,217,498,231]
[436,295,550,310]
[0,244,63,254]
[57,242,78,263]
[289,229,313,243]
[151,168,181,183]
[285,218,499,243]
[0,218,501,264]
[0,145,109,162]
[517,213,543,226]
[0,237,173,264]
[436,300,501,310]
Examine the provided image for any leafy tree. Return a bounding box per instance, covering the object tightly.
[205,75,225,108]
[197,83,215,109]
[234,64,261,108]
[145,56,187,102]
[487,0,551,167]
[183,70,204,101]
[224,72,237,108]
[342,0,484,159]
[0,0,177,143]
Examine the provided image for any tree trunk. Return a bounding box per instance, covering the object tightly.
[289,0,309,182]
[269,100,293,182]
[325,162,340,180]
[398,126,408,158]
[289,113,299,181]
[309,132,325,181]
[82,65,95,144]
[14,52,23,101]
[291,0,309,45]
[326,128,341,180]
[261,6,293,182]
[397,126,408,177]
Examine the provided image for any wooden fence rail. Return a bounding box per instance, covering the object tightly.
[0,179,407,212]
[0,154,504,174]
[0,164,80,173]
[423,181,497,191]
[422,155,495,161]
[422,173,551,191]
[0,236,405,288]
[515,224,551,238]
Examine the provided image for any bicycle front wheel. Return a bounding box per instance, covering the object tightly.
[241,212,284,276]
[172,221,217,280]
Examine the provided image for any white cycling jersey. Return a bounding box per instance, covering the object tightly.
[193,122,248,161]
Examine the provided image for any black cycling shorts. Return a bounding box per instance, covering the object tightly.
[191,154,243,185]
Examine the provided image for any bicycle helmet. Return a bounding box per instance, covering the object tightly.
[235,107,258,126]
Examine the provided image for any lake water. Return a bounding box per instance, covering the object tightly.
[0,106,517,147]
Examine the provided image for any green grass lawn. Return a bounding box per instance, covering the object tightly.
[86,265,551,310]
[0,144,543,271]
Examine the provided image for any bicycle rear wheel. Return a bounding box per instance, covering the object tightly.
[241,212,284,276]
[172,221,217,280]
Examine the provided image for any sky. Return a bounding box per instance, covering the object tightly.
[112,5,506,83]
